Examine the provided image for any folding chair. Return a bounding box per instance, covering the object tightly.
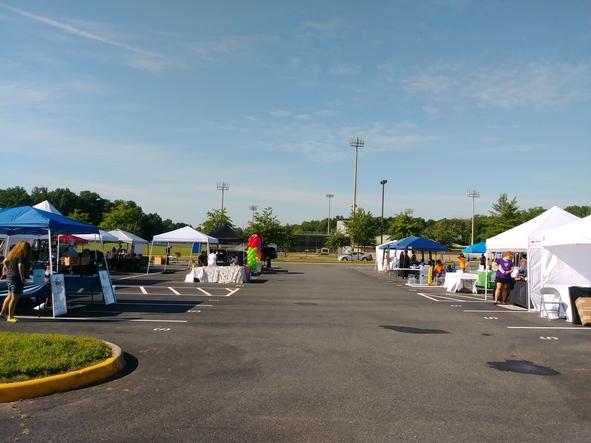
[540,287,563,320]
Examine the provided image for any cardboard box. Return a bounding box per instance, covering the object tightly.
[575,297,591,327]
[63,256,90,266]
[153,256,165,265]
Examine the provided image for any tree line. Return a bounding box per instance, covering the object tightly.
[1,186,589,250]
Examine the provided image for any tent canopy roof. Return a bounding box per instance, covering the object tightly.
[378,240,398,250]
[33,200,62,215]
[109,229,148,244]
[76,229,120,243]
[462,242,486,254]
[0,206,98,235]
[382,236,448,251]
[541,214,591,247]
[152,226,218,244]
[486,206,578,252]
[207,224,242,243]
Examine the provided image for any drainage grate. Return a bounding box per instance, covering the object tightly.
[487,360,559,376]
[379,325,448,334]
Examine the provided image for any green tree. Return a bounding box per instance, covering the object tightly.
[565,205,591,217]
[48,188,79,215]
[0,186,32,207]
[324,232,350,250]
[68,209,92,223]
[277,224,296,255]
[482,193,520,238]
[100,200,143,233]
[30,186,50,204]
[77,190,109,225]
[245,207,284,245]
[423,219,463,247]
[345,207,377,248]
[200,208,235,234]
[387,213,426,239]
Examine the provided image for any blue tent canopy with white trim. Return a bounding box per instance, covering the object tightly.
[462,242,486,254]
[0,206,99,235]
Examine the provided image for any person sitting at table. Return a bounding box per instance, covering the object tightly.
[197,250,207,266]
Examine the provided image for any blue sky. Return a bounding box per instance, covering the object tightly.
[1,1,590,228]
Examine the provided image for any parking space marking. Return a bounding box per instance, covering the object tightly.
[153,327,171,332]
[77,288,85,293]
[226,288,240,296]
[464,310,529,313]
[17,316,188,323]
[168,287,181,295]
[483,316,499,320]
[140,286,148,294]
[508,326,591,330]
[416,292,440,302]
[540,336,559,340]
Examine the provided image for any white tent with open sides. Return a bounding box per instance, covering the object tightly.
[486,206,579,310]
[147,226,218,272]
[541,215,591,288]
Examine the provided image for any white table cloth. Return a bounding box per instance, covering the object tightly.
[445,271,477,293]
[185,266,247,284]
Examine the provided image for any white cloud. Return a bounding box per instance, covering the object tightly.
[0,3,170,72]
[403,61,591,110]
[328,64,360,76]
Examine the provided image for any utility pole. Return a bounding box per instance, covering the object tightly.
[217,181,230,212]
[325,194,334,234]
[349,137,364,217]
[467,189,480,246]
[380,180,387,244]
[248,205,258,224]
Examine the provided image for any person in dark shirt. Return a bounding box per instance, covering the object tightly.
[1,241,33,323]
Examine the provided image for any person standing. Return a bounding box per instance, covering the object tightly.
[458,253,468,272]
[207,249,218,267]
[493,251,514,305]
[1,241,33,323]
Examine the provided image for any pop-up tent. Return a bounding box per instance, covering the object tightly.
[462,242,486,254]
[33,200,62,214]
[376,240,398,271]
[0,206,99,273]
[486,206,579,310]
[541,215,591,288]
[76,229,120,243]
[393,236,448,252]
[147,226,218,272]
[108,229,148,254]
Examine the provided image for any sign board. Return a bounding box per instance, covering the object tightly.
[99,270,116,305]
[191,243,201,253]
[32,268,45,283]
[50,273,67,317]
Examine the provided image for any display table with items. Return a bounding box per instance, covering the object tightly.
[185,265,247,284]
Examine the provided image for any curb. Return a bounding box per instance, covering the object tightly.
[0,341,125,403]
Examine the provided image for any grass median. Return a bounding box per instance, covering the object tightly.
[0,332,111,384]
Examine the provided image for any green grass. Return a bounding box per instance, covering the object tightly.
[0,332,111,383]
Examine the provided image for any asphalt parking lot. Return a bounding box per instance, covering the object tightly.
[1,264,590,442]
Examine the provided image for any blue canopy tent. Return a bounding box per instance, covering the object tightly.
[0,206,99,273]
[393,236,448,252]
[462,242,486,254]
[378,240,399,250]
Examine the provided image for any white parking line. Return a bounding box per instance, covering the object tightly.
[507,326,591,330]
[140,286,148,294]
[416,292,440,302]
[17,316,187,323]
[464,310,530,313]
[77,288,85,293]
[168,287,181,295]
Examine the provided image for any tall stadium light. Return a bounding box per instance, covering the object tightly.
[249,205,258,223]
[349,137,364,217]
[217,181,230,212]
[467,189,480,246]
[326,194,334,234]
[379,180,388,244]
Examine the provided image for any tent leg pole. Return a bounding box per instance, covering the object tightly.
[146,242,154,274]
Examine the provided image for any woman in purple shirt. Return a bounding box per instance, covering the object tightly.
[493,251,514,305]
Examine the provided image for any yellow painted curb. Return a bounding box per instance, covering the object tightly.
[0,341,125,403]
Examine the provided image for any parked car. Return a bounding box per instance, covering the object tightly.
[337,251,373,261]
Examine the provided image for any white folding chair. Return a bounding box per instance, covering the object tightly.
[540,287,563,320]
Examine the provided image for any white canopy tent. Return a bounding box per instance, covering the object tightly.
[541,215,591,288]
[108,229,148,254]
[33,200,62,215]
[147,226,218,273]
[76,229,120,243]
[486,206,579,310]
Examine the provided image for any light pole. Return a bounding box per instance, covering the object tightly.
[467,189,480,246]
[248,205,258,224]
[325,194,334,234]
[380,180,387,244]
[349,137,364,217]
[217,181,230,212]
